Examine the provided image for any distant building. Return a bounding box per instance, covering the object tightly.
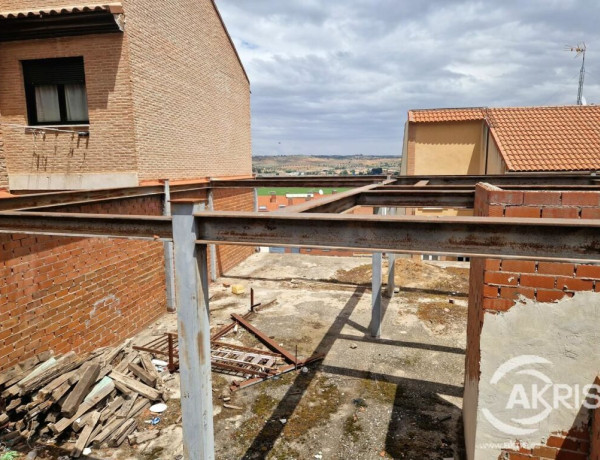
[402,105,600,176]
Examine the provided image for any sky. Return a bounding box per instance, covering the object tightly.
[215,0,600,157]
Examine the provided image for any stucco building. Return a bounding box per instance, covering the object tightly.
[0,0,251,191]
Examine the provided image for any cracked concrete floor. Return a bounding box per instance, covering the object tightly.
[116,252,469,460]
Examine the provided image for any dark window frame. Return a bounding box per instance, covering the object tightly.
[22,56,89,126]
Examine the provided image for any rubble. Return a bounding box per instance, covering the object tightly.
[0,343,167,457]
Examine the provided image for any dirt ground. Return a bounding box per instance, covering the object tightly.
[71,253,469,460]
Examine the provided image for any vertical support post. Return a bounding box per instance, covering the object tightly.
[371,207,384,338]
[253,187,258,212]
[386,207,397,298]
[171,202,214,460]
[207,189,218,282]
[162,180,177,312]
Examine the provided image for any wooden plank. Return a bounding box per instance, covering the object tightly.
[127,362,157,387]
[109,371,160,401]
[115,393,138,419]
[128,429,160,445]
[107,418,136,447]
[0,354,44,387]
[99,396,124,423]
[71,410,101,458]
[51,380,72,402]
[49,377,114,434]
[38,370,76,399]
[139,353,161,382]
[18,352,83,395]
[61,363,101,417]
[114,351,138,373]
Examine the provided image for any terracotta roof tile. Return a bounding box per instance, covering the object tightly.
[0,3,123,19]
[408,105,600,172]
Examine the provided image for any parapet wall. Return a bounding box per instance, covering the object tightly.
[465,184,600,460]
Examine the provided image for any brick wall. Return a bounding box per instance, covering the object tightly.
[124,0,252,181]
[213,188,255,274]
[467,183,600,459]
[0,196,165,372]
[0,124,8,189]
[0,32,138,183]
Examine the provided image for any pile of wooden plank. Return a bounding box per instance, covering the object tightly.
[0,342,167,457]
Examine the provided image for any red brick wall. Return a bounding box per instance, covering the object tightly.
[469,184,600,458]
[0,196,166,372]
[213,188,255,275]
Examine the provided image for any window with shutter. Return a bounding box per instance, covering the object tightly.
[22,57,89,126]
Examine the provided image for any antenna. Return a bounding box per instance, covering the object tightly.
[565,43,586,105]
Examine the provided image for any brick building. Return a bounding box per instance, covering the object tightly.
[0,0,251,190]
[0,1,256,370]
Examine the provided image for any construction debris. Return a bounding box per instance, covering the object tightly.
[0,343,168,457]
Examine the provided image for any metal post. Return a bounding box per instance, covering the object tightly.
[171,202,214,460]
[162,180,177,312]
[386,207,397,298]
[253,187,258,212]
[371,207,384,338]
[207,189,218,282]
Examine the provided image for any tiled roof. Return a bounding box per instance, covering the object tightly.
[408,108,486,123]
[0,3,123,19]
[408,105,600,172]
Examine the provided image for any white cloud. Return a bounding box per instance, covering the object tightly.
[215,0,600,156]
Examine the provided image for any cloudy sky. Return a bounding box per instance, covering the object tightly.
[215,1,600,157]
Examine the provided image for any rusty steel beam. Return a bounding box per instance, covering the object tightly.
[195,211,600,262]
[358,190,474,208]
[280,182,388,213]
[210,176,389,188]
[0,184,208,212]
[0,211,172,240]
[390,173,596,186]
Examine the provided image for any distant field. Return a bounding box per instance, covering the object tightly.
[257,187,350,196]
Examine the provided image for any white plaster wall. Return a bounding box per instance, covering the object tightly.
[474,292,600,459]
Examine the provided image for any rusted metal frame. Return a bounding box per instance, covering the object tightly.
[212,341,282,358]
[390,172,596,186]
[278,182,388,214]
[1,184,208,212]
[357,190,474,208]
[194,211,600,262]
[231,314,299,364]
[0,211,172,240]
[209,176,388,188]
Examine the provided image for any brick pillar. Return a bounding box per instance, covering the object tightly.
[465,183,600,459]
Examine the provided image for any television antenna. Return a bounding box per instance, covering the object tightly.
[565,43,586,105]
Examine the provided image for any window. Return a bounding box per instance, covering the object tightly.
[22,57,89,125]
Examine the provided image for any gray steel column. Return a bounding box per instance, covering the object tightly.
[207,189,218,282]
[371,207,384,338]
[162,180,177,312]
[253,187,258,212]
[386,207,397,298]
[171,202,214,460]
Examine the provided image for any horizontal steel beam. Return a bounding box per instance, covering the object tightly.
[358,190,474,208]
[280,182,387,213]
[0,211,172,240]
[195,211,600,262]
[390,173,597,186]
[1,185,208,212]
[210,176,388,188]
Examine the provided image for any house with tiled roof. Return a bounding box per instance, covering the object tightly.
[402,105,600,175]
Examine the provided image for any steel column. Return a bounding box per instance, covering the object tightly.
[386,208,397,297]
[371,207,384,338]
[207,189,218,282]
[171,202,214,460]
[163,180,177,312]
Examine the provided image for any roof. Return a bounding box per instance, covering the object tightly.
[0,3,123,19]
[408,105,600,172]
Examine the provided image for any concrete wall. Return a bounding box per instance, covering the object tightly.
[124,0,252,181]
[484,133,505,174]
[465,184,600,459]
[407,120,484,175]
[0,33,138,190]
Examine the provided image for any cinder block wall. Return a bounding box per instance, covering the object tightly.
[0,196,165,372]
[465,184,600,460]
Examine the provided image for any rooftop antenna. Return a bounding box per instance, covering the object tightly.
[565,43,586,105]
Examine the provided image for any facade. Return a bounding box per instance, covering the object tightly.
[0,0,251,191]
[402,105,600,176]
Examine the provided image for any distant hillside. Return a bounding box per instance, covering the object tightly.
[253,155,401,176]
